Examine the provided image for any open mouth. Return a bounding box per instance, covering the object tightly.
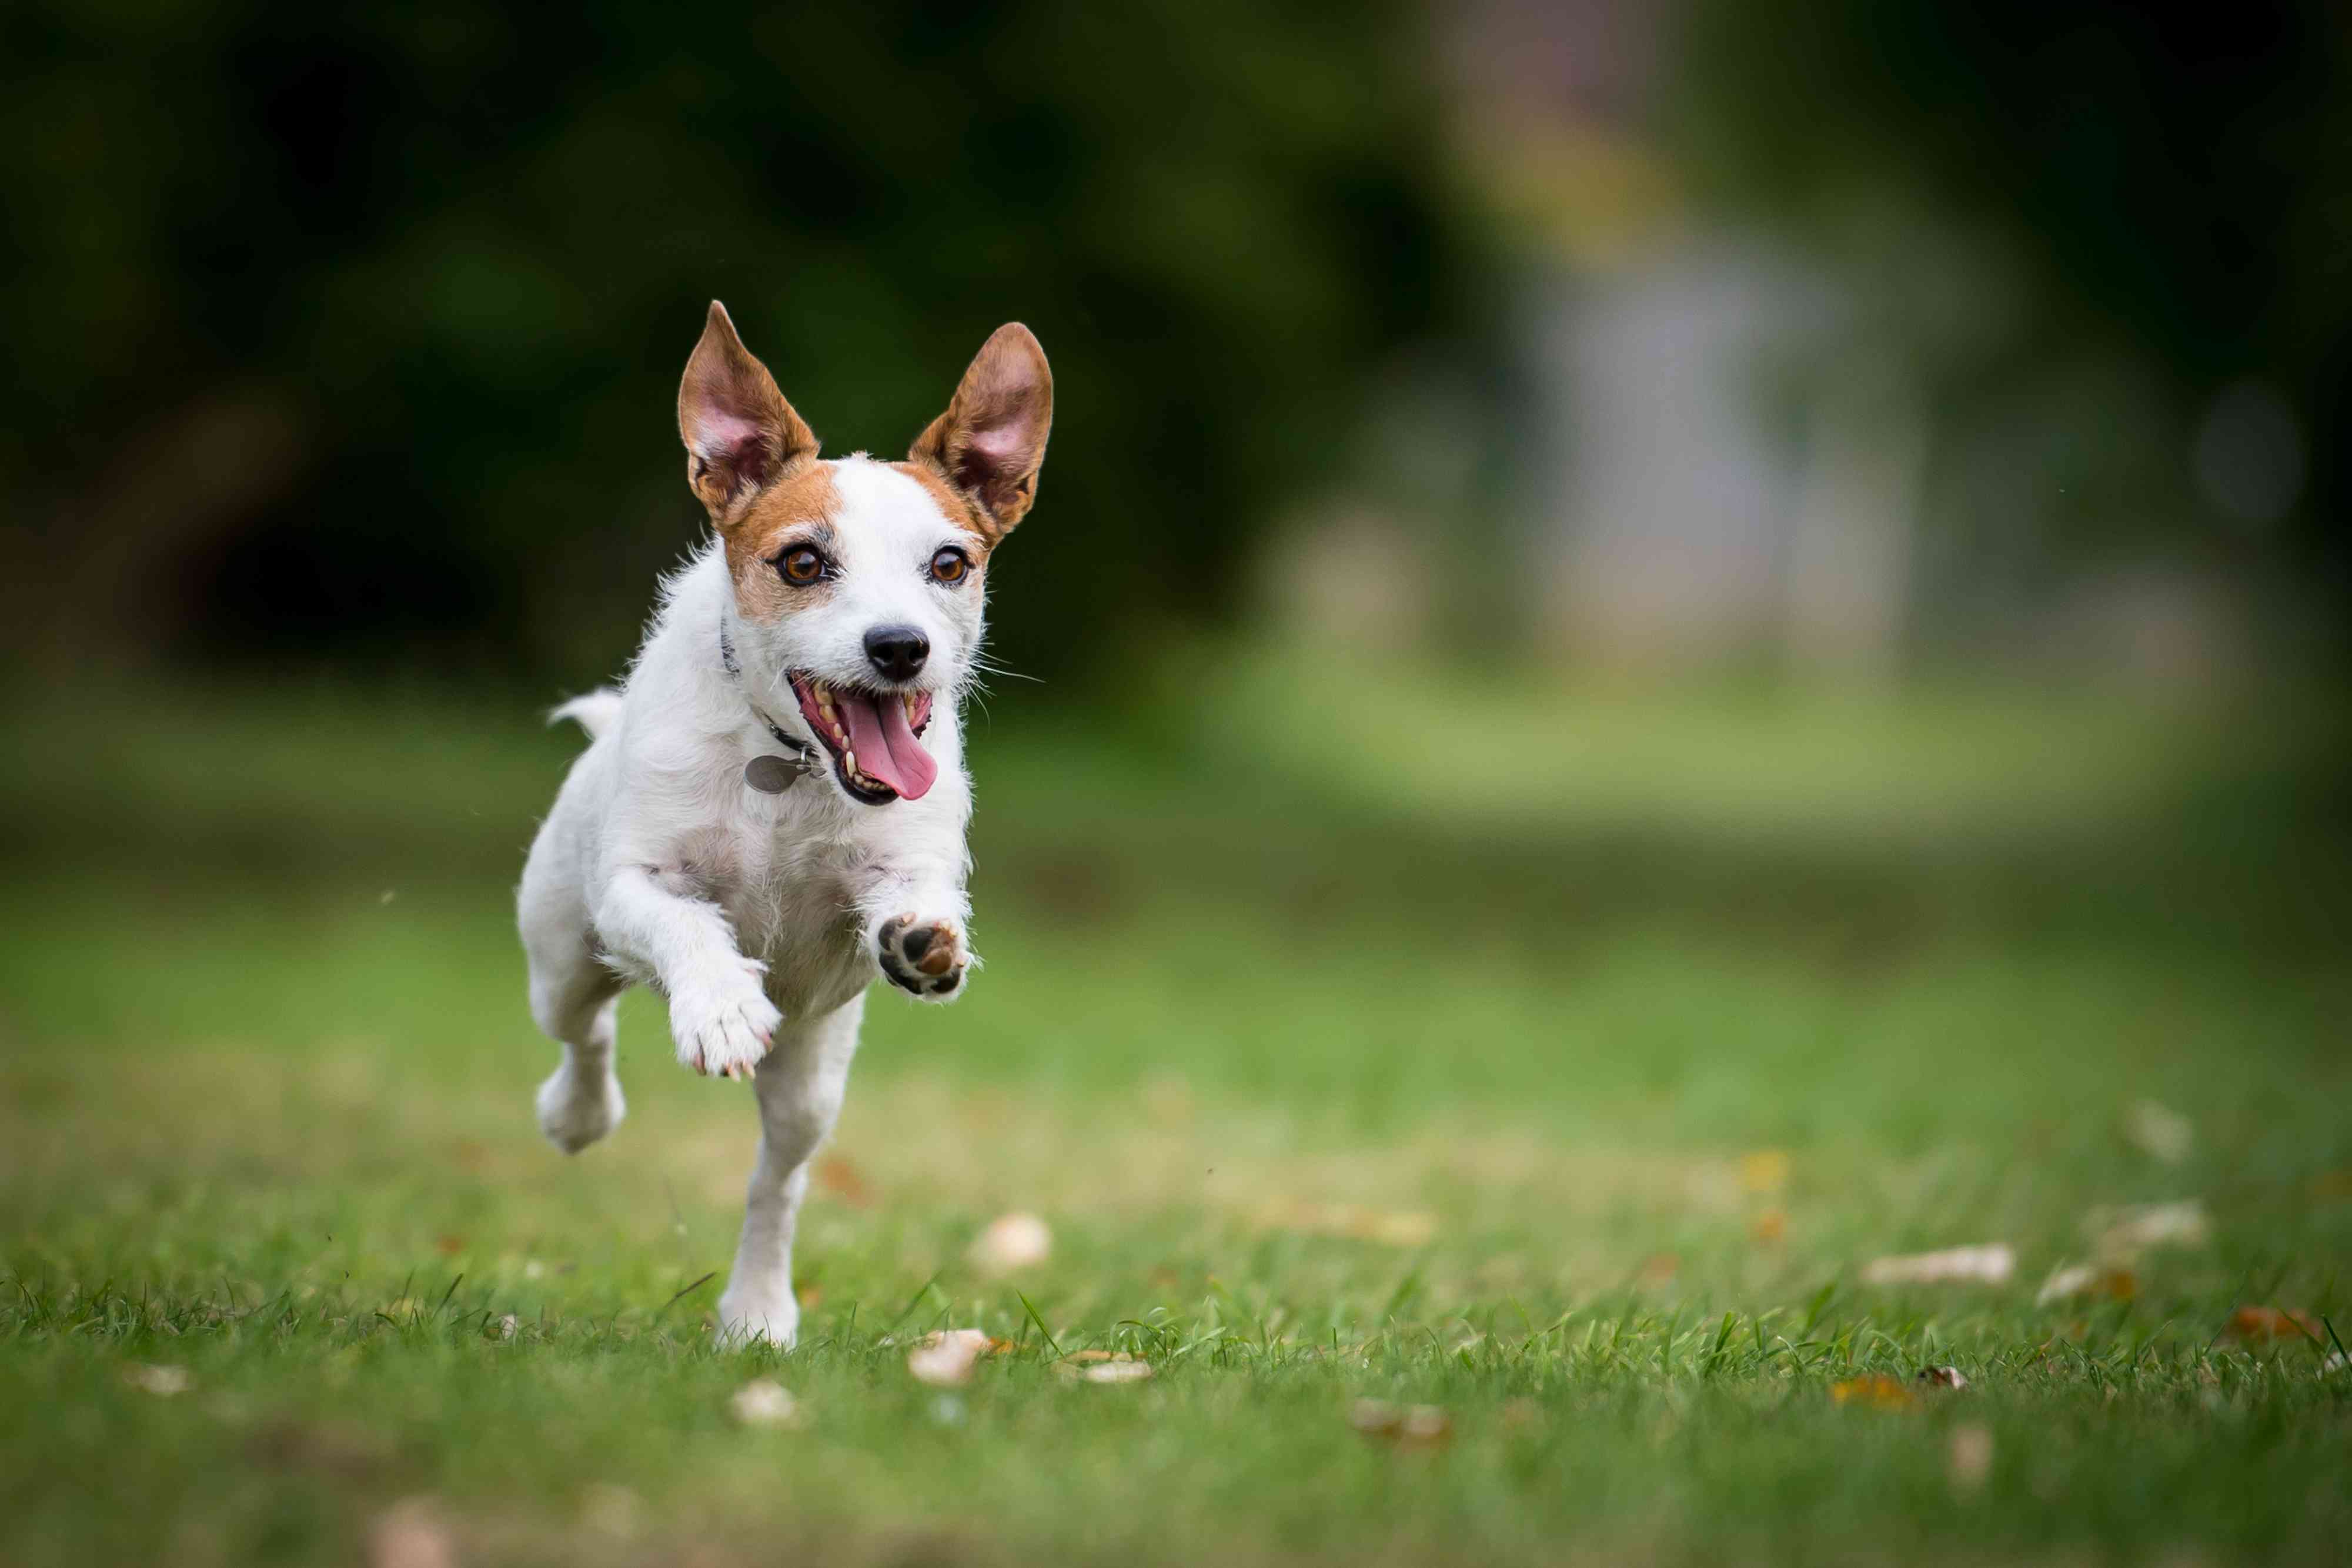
[789,674,938,804]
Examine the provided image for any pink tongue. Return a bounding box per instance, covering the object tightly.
[838,693,937,800]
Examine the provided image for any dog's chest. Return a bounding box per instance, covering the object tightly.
[700,813,871,1015]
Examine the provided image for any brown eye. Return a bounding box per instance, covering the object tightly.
[777,547,826,586]
[928,547,970,585]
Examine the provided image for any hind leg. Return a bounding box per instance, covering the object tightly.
[521,835,627,1151]
[531,952,626,1154]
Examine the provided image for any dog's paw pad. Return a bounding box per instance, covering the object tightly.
[878,917,967,999]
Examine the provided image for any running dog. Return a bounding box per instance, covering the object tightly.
[517,302,1050,1345]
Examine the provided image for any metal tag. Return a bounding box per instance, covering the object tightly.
[744,754,802,794]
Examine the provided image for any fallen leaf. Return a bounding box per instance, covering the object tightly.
[487,1313,519,1342]
[1947,1423,1994,1493]
[2087,1200,2208,1261]
[2224,1305,2321,1344]
[795,1283,824,1310]
[1349,1399,1452,1446]
[967,1212,1053,1274]
[1916,1365,1970,1390]
[906,1328,1003,1388]
[2035,1263,2137,1306]
[1750,1208,1788,1245]
[1860,1245,2015,1287]
[1830,1374,1917,1410]
[729,1378,804,1427]
[1740,1150,1790,1193]
[434,1235,465,1257]
[124,1363,192,1396]
[814,1153,874,1208]
[1261,1201,1437,1248]
[2124,1101,2193,1164]
[2313,1169,2352,1202]
[1081,1356,1154,1384]
[367,1497,455,1568]
[1635,1253,1681,1288]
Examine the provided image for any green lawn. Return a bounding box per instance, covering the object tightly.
[2,661,2348,1566]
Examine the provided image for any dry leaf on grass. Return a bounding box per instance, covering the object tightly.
[967,1212,1053,1274]
[1055,1351,1154,1384]
[1860,1244,2014,1287]
[1750,1208,1788,1245]
[906,1329,1008,1388]
[2125,1101,2193,1164]
[1635,1253,1681,1288]
[1830,1375,1917,1410]
[367,1497,456,1568]
[1260,1200,1437,1249]
[2087,1200,2208,1261]
[729,1379,804,1428]
[2036,1263,2137,1306]
[1947,1423,1994,1494]
[125,1363,192,1396]
[1917,1365,1970,1390]
[1349,1400,1452,1446]
[2224,1305,2322,1344]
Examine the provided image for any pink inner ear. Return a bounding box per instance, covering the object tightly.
[968,423,1028,462]
[689,407,761,465]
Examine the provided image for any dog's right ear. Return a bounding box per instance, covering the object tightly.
[677,301,818,523]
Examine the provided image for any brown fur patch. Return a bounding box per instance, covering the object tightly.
[724,462,843,620]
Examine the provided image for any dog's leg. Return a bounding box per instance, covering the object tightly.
[717,994,864,1346]
[520,814,627,1151]
[593,864,782,1078]
[529,963,625,1154]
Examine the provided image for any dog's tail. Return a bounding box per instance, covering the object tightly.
[548,688,624,741]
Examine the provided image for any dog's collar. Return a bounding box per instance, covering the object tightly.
[720,620,817,793]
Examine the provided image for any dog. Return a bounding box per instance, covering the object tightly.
[517,302,1050,1345]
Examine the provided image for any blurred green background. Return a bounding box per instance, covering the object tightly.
[5,3,2351,1565]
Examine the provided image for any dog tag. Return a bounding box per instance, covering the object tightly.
[744,754,800,794]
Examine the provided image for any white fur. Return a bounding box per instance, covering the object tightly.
[518,457,984,1347]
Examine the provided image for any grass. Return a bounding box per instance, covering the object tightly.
[2,657,2348,1566]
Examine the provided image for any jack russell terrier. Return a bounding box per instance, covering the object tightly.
[517,302,1050,1345]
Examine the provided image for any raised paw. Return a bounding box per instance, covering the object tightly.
[669,972,783,1079]
[877,915,970,1000]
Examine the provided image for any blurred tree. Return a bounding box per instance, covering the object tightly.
[2,0,1473,688]
[1671,0,2351,633]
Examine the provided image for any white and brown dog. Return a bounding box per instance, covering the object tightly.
[517,302,1050,1345]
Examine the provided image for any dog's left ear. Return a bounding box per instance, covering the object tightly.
[910,324,1052,541]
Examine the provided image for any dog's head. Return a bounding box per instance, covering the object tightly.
[676,302,1051,806]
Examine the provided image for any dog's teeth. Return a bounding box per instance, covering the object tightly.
[821,701,837,722]
[843,748,856,774]
[816,681,831,703]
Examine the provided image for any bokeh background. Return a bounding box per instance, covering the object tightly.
[5,4,2352,1563]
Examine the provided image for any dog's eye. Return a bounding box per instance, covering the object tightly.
[928,547,970,585]
[776,547,827,586]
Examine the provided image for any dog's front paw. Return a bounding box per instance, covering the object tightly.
[669,968,782,1079]
[877,915,969,1000]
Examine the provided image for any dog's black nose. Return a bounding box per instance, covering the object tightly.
[863,625,929,681]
